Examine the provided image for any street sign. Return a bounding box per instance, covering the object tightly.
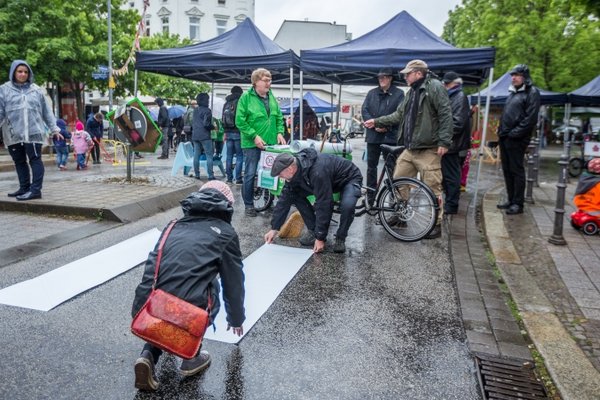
[92,65,109,80]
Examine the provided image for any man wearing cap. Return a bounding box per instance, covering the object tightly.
[364,59,452,239]
[263,148,363,253]
[496,64,541,215]
[361,68,405,206]
[441,72,471,215]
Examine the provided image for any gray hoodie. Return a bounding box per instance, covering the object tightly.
[0,60,59,146]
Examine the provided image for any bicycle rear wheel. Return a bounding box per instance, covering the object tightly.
[253,186,274,212]
[568,157,584,178]
[375,177,438,242]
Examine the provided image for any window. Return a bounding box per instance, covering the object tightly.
[129,2,135,7]
[162,16,169,34]
[216,19,227,35]
[189,17,200,40]
[145,17,151,36]
[218,0,226,5]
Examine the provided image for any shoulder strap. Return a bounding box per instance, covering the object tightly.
[151,220,178,290]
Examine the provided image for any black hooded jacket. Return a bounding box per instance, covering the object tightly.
[271,148,363,241]
[447,86,471,154]
[361,85,404,144]
[498,84,541,144]
[192,93,213,141]
[131,189,245,328]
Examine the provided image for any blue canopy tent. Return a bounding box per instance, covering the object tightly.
[300,11,496,86]
[279,92,337,114]
[468,72,568,106]
[135,18,320,85]
[569,75,600,106]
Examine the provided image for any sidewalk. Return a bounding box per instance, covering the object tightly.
[451,150,600,399]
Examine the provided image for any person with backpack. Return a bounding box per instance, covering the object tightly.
[222,86,244,184]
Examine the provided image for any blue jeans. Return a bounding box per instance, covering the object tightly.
[226,133,243,181]
[76,153,87,168]
[8,142,44,195]
[242,147,261,207]
[193,139,214,179]
[56,147,69,167]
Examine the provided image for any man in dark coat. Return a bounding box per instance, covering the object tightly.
[155,97,171,159]
[496,64,541,215]
[264,148,363,253]
[191,92,215,180]
[132,181,245,391]
[441,72,471,215]
[85,112,104,164]
[361,68,405,205]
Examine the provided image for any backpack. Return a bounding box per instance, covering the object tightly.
[222,99,238,129]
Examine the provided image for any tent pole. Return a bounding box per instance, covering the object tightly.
[336,84,342,131]
[210,82,215,110]
[330,83,334,134]
[299,71,304,140]
[289,67,294,142]
[473,67,494,210]
[134,69,138,97]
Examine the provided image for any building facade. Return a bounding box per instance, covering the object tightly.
[125,0,255,42]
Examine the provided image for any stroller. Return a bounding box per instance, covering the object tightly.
[570,157,600,235]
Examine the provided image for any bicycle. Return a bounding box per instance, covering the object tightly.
[354,144,439,242]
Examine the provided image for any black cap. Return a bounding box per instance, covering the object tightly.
[442,71,459,84]
[231,86,243,95]
[508,64,532,85]
[270,153,295,177]
[377,68,394,77]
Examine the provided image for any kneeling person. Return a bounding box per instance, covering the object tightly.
[264,148,363,253]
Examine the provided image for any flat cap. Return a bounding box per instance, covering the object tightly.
[400,59,428,74]
[270,153,295,177]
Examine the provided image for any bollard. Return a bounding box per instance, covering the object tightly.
[548,153,568,245]
[532,136,540,187]
[525,138,536,203]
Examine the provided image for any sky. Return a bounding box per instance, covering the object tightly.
[254,0,463,40]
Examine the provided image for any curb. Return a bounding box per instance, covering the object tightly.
[482,184,600,400]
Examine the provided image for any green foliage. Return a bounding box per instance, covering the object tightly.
[442,0,600,92]
[113,32,210,103]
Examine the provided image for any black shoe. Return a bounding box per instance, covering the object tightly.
[496,201,511,210]
[134,350,159,391]
[16,191,41,201]
[157,155,168,159]
[179,350,211,377]
[236,180,243,185]
[298,230,316,246]
[424,225,442,239]
[245,207,258,217]
[445,209,458,215]
[333,237,346,253]
[8,188,28,197]
[506,204,524,215]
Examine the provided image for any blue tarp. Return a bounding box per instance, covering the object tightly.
[300,11,496,86]
[135,18,317,84]
[279,92,337,114]
[569,75,600,106]
[468,72,568,106]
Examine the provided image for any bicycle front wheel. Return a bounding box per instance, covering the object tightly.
[375,177,438,242]
[253,186,274,212]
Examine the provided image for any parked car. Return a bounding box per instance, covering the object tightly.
[552,124,581,143]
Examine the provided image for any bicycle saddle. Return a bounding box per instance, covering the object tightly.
[380,145,405,156]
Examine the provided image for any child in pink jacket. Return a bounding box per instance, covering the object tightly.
[71,120,94,170]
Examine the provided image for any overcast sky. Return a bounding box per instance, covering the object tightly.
[254,0,463,40]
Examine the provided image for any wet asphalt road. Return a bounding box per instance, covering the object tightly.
[0,139,481,399]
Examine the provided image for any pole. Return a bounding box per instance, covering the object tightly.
[473,67,494,208]
[107,0,113,113]
[299,71,304,140]
[549,103,570,245]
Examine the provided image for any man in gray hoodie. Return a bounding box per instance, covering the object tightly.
[0,60,62,200]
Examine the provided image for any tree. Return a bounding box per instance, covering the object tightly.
[442,0,600,93]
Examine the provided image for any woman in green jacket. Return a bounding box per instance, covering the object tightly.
[235,68,286,216]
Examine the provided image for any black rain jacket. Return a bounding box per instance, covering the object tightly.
[361,85,404,144]
[497,84,541,144]
[271,148,363,241]
[131,189,245,328]
[447,86,471,154]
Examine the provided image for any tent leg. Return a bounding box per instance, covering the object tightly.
[473,67,494,210]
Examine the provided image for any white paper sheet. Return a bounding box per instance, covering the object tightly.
[0,229,161,311]
[205,243,313,344]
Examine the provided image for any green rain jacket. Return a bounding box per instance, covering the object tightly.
[375,75,453,150]
[236,87,284,149]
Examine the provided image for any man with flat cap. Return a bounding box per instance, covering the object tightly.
[361,68,405,206]
[264,148,363,253]
[364,59,452,239]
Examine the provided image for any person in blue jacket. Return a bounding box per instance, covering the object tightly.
[86,112,104,164]
[54,119,72,170]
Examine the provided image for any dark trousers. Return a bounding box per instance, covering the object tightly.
[8,142,44,195]
[499,138,528,207]
[441,152,461,213]
[91,139,101,162]
[366,143,395,204]
[294,179,362,240]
